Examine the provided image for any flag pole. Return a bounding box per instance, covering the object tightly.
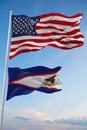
[0,11,12,130]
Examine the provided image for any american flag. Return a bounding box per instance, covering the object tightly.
[10,13,84,59]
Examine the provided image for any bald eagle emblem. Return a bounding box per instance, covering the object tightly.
[42,75,56,86]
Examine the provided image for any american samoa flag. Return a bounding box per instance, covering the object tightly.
[9,13,84,59]
[6,66,62,100]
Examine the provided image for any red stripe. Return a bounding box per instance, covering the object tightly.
[38,20,79,26]
[48,42,83,49]
[72,34,84,38]
[40,13,83,19]
[57,40,84,45]
[36,25,64,31]
[9,48,43,59]
[36,23,80,30]
[37,29,81,36]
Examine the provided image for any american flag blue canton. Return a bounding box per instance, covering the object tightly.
[12,15,40,37]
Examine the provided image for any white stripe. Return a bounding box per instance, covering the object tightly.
[11,35,63,41]
[63,43,79,48]
[36,26,80,34]
[11,74,62,89]
[37,23,80,31]
[37,23,65,30]
[40,15,82,22]
[37,29,65,34]
[61,37,84,42]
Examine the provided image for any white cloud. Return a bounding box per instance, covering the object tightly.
[2,105,87,130]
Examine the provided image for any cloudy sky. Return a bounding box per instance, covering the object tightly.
[0,0,87,130]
